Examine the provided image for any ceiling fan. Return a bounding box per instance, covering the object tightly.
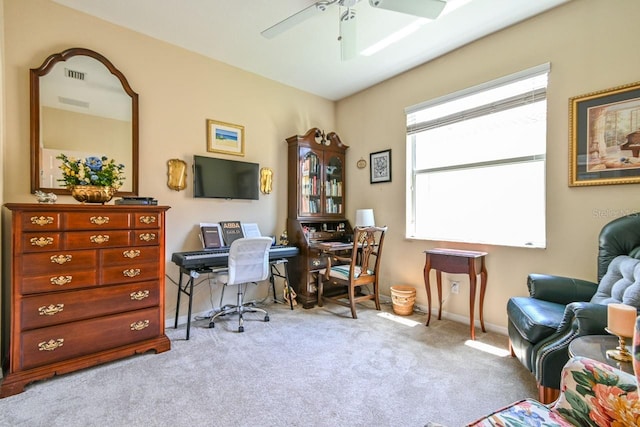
[261,0,447,61]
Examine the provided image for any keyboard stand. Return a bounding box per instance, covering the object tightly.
[270,258,294,310]
[174,265,224,340]
[175,260,294,340]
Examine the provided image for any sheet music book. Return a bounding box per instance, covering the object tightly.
[199,223,223,249]
[241,223,261,238]
[219,221,244,246]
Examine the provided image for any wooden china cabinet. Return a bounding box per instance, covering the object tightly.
[0,203,171,397]
[286,128,353,308]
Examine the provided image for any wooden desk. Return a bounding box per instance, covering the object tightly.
[423,248,488,340]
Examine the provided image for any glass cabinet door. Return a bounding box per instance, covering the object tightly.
[300,150,321,215]
[324,154,343,214]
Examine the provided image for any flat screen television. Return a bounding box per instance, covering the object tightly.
[193,155,259,200]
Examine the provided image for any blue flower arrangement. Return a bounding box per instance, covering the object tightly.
[57,154,125,189]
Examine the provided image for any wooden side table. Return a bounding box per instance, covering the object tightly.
[423,248,488,340]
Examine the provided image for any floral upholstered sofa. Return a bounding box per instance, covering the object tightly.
[466,356,639,426]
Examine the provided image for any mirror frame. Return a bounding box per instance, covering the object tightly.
[30,47,139,196]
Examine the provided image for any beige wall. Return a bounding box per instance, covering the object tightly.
[2,0,334,321]
[336,0,640,331]
[3,0,640,333]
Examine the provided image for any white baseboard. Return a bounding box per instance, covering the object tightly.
[380,295,508,336]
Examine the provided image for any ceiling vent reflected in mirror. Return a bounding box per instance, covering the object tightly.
[64,68,85,80]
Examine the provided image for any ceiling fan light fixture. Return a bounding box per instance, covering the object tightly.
[368,0,447,19]
[340,8,357,61]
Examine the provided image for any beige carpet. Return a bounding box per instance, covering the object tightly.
[0,301,536,426]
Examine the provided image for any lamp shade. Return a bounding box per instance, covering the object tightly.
[355,209,375,227]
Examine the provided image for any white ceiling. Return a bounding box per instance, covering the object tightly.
[52,0,570,101]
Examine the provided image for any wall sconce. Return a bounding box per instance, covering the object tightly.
[260,167,273,194]
[167,159,187,191]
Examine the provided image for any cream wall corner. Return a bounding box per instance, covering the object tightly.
[2,0,336,321]
[336,0,640,330]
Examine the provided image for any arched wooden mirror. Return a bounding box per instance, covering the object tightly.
[30,47,138,196]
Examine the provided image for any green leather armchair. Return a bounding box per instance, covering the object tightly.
[507,213,640,403]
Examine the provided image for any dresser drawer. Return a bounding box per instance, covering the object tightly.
[21,250,97,276]
[20,281,160,330]
[101,261,159,285]
[19,307,162,370]
[101,246,160,265]
[21,212,62,231]
[21,232,62,253]
[64,212,131,230]
[134,212,160,229]
[133,229,161,246]
[63,230,131,249]
[21,270,98,295]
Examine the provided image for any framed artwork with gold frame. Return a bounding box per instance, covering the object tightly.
[569,81,640,186]
[206,119,245,156]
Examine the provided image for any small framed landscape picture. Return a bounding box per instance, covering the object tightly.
[206,119,245,156]
[370,149,391,184]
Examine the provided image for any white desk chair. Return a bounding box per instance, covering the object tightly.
[208,237,273,332]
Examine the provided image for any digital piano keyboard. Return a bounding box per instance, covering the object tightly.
[171,245,299,270]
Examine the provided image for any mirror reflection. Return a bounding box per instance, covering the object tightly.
[31,48,138,196]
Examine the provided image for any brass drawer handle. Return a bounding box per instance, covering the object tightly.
[89,216,110,225]
[30,237,54,247]
[90,235,110,244]
[50,275,72,286]
[312,259,321,267]
[38,338,64,351]
[123,268,141,278]
[130,320,150,331]
[30,216,54,226]
[39,303,65,316]
[139,233,156,242]
[123,249,141,258]
[130,290,150,301]
[139,216,156,225]
[50,254,72,264]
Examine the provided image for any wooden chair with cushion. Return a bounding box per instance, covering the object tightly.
[317,226,387,319]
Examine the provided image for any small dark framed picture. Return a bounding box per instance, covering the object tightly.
[370,149,391,184]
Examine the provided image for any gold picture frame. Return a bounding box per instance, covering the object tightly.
[206,119,245,156]
[569,81,640,186]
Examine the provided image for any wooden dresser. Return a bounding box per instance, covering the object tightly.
[0,203,171,397]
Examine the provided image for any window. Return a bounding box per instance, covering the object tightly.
[406,64,549,248]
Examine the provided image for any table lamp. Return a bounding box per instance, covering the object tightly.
[606,302,637,362]
[355,209,375,227]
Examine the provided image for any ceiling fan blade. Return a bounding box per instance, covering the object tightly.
[261,1,336,39]
[368,0,446,20]
[340,8,357,61]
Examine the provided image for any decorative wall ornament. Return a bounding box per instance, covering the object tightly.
[260,167,273,194]
[167,159,187,191]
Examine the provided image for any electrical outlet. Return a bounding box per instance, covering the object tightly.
[451,281,459,294]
